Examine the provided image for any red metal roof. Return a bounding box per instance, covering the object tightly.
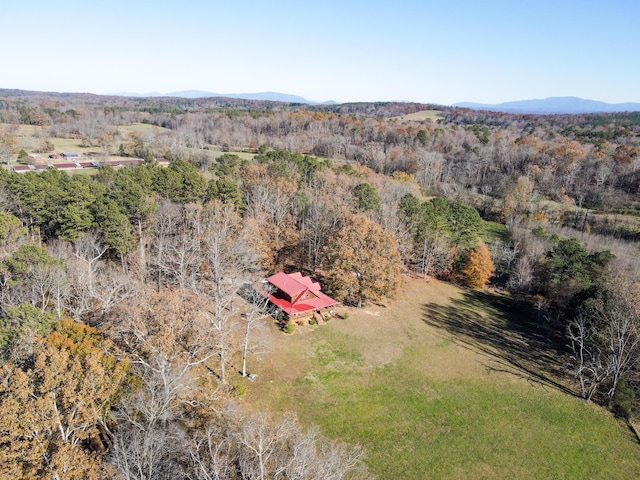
[264,272,338,316]
[110,159,141,166]
[11,158,146,173]
[267,272,308,297]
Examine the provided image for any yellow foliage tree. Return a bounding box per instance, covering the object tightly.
[462,241,495,289]
[0,319,130,479]
[502,176,533,220]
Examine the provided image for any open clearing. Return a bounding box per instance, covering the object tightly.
[1,123,95,157]
[395,110,444,122]
[242,276,640,479]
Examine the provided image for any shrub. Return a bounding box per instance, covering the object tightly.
[612,380,640,421]
[532,226,547,238]
[283,320,295,334]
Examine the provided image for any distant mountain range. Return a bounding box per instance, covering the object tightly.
[7,88,639,115]
[454,97,640,114]
[113,90,335,105]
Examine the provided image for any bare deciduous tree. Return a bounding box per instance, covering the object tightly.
[508,254,533,292]
[201,201,262,383]
[594,274,640,400]
[188,425,236,480]
[73,231,108,296]
[108,418,187,480]
[238,283,272,378]
[92,264,138,321]
[567,312,610,401]
[568,267,640,402]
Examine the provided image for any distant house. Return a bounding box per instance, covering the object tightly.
[11,165,35,172]
[11,164,56,173]
[263,272,338,319]
[28,153,41,162]
[61,151,79,158]
[49,154,61,159]
[108,159,141,167]
[54,163,80,170]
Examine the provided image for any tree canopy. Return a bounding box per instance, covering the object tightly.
[324,214,402,307]
[353,182,381,212]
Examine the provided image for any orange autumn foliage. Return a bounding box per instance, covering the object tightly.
[463,241,495,289]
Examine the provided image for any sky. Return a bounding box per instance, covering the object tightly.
[2,0,639,105]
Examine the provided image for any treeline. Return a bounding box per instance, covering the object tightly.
[1,90,639,218]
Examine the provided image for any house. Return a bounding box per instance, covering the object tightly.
[11,165,35,172]
[263,271,338,319]
[108,159,141,167]
[61,151,79,158]
[54,162,80,170]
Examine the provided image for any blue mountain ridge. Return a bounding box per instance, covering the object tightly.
[454,96,640,114]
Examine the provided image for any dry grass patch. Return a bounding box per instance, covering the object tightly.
[244,276,459,388]
[117,123,171,134]
[394,110,444,122]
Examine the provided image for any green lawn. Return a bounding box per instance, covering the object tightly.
[243,278,640,479]
[289,343,638,479]
[481,219,510,244]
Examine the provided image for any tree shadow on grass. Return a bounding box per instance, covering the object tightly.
[422,290,576,397]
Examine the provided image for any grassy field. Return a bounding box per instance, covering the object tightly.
[206,149,256,162]
[395,110,444,122]
[116,122,172,135]
[242,277,640,479]
[1,123,90,158]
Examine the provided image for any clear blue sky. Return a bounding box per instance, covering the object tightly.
[3,0,639,105]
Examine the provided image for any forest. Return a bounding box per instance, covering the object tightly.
[1,89,640,478]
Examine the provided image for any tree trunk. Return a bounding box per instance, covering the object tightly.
[241,320,250,377]
[138,218,146,280]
